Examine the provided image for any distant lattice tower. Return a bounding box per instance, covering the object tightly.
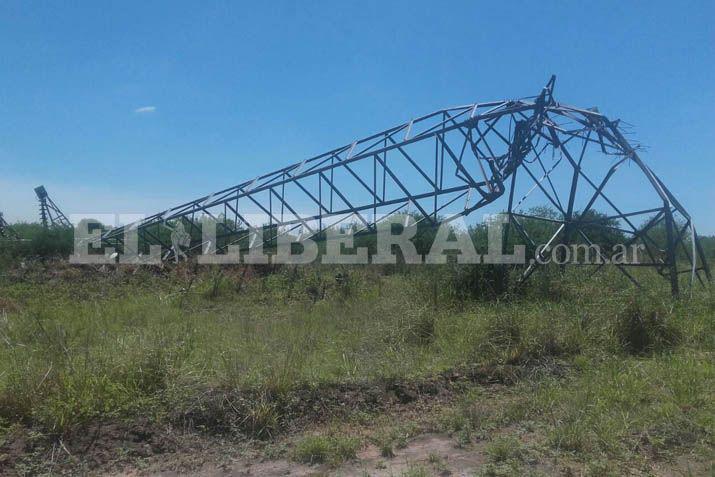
[0,211,20,239]
[34,185,72,228]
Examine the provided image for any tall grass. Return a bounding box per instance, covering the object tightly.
[0,262,711,448]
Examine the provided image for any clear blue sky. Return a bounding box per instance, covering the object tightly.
[1,1,713,233]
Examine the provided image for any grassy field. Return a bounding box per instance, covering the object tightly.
[0,261,712,475]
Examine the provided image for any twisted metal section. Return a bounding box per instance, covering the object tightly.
[100,76,710,295]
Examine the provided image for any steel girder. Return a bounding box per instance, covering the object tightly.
[100,76,710,295]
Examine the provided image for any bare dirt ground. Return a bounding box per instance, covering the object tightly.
[114,433,558,477]
[141,434,494,476]
[112,433,706,477]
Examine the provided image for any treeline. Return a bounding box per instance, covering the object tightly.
[0,223,74,267]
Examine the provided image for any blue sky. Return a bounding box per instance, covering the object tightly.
[1,1,714,233]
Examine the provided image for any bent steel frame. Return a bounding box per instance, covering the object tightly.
[35,185,72,229]
[101,77,710,296]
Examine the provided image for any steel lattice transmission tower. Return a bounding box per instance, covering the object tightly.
[34,185,71,229]
[0,212,20,239]
[100,77,710,296]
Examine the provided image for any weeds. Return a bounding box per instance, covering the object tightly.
[291,433,360,465]
[240,397,279,439]
[518,351,713,459]
[370,422,420,458]
[616,297,681,354]
[486,436,524,463]
[0,263,711,472]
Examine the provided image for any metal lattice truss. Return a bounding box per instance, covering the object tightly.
[101,76,710,295]
[0,212,20,240]
[35,185,72,229]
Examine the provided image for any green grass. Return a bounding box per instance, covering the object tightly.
[0,262,712,472]
[521,352,714,458]
[291,433,360,465]
[486,436,525,463]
